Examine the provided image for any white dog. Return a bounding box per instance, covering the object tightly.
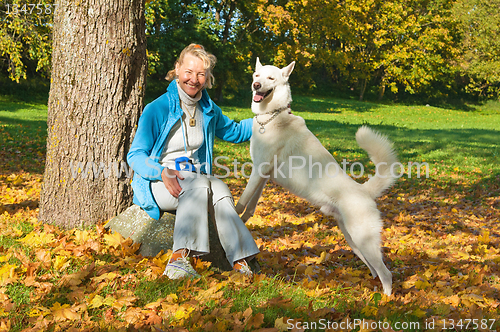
[235,58,399,295]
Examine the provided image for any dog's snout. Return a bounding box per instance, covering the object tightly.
[253,82,261,90]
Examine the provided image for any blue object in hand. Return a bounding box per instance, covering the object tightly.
[175,157,196,172]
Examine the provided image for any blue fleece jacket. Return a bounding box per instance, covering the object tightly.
[127,81,253,220]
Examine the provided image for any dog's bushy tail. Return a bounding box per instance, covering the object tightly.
[356,126,399,199]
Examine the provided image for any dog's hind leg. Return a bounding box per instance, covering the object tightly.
[321,205,378,278]
[336,203,392,295]
[354,234,392,296]
[338,218,379,279]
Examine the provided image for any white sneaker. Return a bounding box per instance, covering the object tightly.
[234,259,253,277]
[163,250,200,279]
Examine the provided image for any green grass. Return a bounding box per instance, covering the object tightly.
[0,96,48,174]
[134,278,183,306]
[221,275,339,327]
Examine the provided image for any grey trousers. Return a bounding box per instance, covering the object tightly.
[151,171,259,266]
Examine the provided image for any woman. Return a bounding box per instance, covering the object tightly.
[127,44,259,279]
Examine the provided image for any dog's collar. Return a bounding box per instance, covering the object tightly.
[255,104,291,134]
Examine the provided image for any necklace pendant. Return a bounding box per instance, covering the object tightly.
[259,126,266,134]
[189,118,196,127]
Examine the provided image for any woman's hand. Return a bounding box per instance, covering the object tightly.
[161,168,184,198]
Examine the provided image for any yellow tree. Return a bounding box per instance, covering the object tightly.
[255,0,334,88]
[0,0,54,81]
[377,0,459,99]
[453,0,500,99]
[256,0,459,100]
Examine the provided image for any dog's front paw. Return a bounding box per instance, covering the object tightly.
[235,202,245,214]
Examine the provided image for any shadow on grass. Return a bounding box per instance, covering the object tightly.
[303,119,500,162]
[0,99,45,113]
[292,95,382,113]
[0,77,50,104]
[3,200,40,214]
[0,114,47,126]
[0,115,47,175]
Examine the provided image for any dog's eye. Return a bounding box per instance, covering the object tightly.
[254,74,260,78]
[268,77,275,80]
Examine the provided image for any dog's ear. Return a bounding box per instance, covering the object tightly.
[281,61,295,81]
[255,57,262,70]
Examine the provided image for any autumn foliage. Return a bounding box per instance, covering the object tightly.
[1,166,499,331]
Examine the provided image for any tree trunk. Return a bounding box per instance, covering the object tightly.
[214,81,224,103]
[378,83,386,100]
[378,72,386,100]
[39,0,147,228]
[359,78,367,101]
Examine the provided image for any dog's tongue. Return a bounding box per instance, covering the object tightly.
[253,93,264,102]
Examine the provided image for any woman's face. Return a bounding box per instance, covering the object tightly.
[175,53,207,97]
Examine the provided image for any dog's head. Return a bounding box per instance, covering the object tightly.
[252,58,295,104]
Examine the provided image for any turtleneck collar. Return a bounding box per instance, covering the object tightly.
[177,80,202,107]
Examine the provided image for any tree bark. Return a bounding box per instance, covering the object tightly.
[359,78,367,101]
[39,0,147,228]
[378,83,386,100]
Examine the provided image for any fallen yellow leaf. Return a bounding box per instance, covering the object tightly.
[27,306,50,318]
[174,305,194,321]
[275,317,290,332]
[361,305,378,317]
[92,272,119,283]
[0,319,11,332]
[18,231,54,247]
[53,255,70,271]
[112,295,137,310]
[104,232,123,249]
[89,295,105,309]
[0,255,11,263]
[412,308,427,318]
[0,264,17,285]
[478,231,490,244]
[74,229,92,244]
[122,307,145,325]
[51,302,80,321]
[415,279,431,290]
[103,296,117,306]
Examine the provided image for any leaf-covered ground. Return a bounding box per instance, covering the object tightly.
[1,96,499,331]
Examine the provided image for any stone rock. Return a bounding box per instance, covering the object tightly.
[104,204,175,257]
[105,205,259,272]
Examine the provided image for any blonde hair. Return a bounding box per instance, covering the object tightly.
[165,44,217,89]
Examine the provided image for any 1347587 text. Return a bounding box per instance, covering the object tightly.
[5,3,58,15]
